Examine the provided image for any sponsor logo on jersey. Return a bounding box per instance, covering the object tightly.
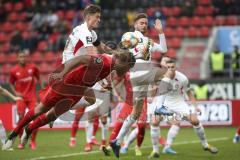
[28,69,33,74]
[86,36,93,44]
[94,57,103,64]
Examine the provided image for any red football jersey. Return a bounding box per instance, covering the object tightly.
[9,63,39,99]
[63,54,115,87]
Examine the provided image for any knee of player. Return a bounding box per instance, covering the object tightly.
[87,97,96,105]
[100,117,107,125]
[191,119,199,126]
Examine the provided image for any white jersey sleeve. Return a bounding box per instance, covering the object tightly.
[150,34,167,53]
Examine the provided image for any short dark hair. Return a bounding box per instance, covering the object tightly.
[159,55,171,63]
[134,13,148,23]
[83,4,101,18]
[166,59,176,64]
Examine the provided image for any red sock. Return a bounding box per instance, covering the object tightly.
[137,123,145,147]
[31,129,38,142]
[102,139,106,145]
[237,127,240,135]
[14,109,36,134]
[71,108,85,138]
[109,121,123,142]
[27,114,50,133]
[93,116,99,137]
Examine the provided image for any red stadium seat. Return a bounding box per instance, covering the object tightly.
[179,17,190,27]
[4,2,13,12]
[32,52,43,64]
[214,16,226,26]
[7,12,18,22]
[151,51,161,60]
[191,16,202,27]
[165,28,174,38]
[161,7,170,17]
[37,41,48,52]
[7,53,18,64]
[44,51,56,63]
[199,27,210,37]
[19,12,26,21]
[167,17,177,27]
[1,64,12,75]
[15,22,27,32]
[171,38,181,49]
[2,43,10,53]
[2,22,13,33]
[187,27,199,38]
[0,53,6,64]
[198,0,210,5]
[172,6,181,16]
[195,6,205,16]
[205,6,213,15]
[175,27,185,38]
[202,16,213,26]
[65,10,76,21]
[14,2,24,12]
[167,48,176,58]
[0,33,8,43]
[146,7,155,17]
[226,15,238,25]
[22,31,30,40]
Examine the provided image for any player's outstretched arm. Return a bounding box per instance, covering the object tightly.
[151,19,167,53]
[49,55,92,81]
[0,86,22,101]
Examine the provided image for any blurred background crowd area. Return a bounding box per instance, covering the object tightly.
[0,0,240,82]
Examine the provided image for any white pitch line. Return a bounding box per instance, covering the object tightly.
[30,137,228,160]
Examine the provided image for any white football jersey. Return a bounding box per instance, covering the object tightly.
[62,22,98,64]
[163,71,189,107]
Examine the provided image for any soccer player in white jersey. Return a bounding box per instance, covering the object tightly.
[110,13,169,158]
[154,58,218,156]
[60,4,113,151]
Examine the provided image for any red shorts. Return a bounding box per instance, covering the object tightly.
[16,98,37,115]
[117,99,147,122]
[39,86,82,108]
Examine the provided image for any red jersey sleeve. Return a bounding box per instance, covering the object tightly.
[9,69,16,85]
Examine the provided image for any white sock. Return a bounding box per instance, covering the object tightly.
[116,115,136,144]
[193,123,208,148]
[150,125,160,153]
[85,122,93,143]
[166,125,180,148]
[0,123,6,145]
[101,121,109,141]
[124,128,138,148]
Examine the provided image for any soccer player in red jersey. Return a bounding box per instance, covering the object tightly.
[2,49,136,150]
[9,51,42,150]
[102,72,147,156]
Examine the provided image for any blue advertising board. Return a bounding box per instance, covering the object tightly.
[217,27,240,54]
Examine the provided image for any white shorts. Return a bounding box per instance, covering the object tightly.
[166,101,194,117]
[130,59,158,100]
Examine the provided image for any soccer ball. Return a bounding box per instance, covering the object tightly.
[121,32,139,49]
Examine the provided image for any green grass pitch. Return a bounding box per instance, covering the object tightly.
[0,127,239,160]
